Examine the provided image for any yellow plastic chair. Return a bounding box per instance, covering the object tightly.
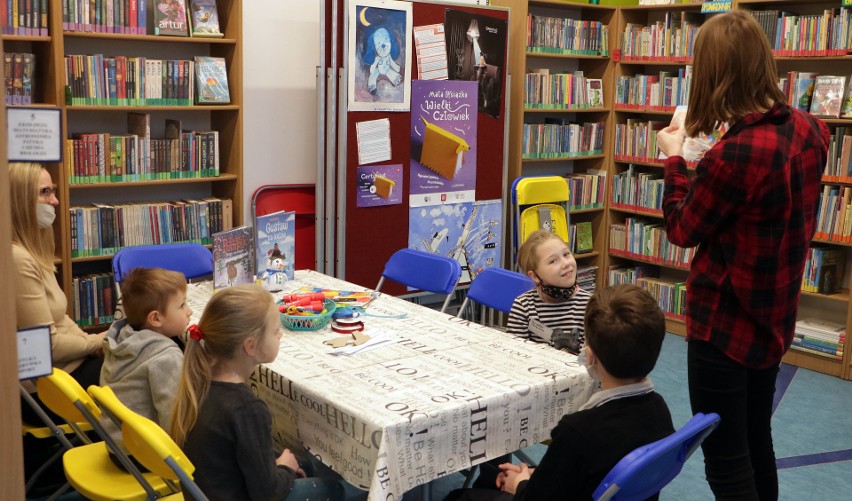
[36,369,173,500]
[89,385,209,501]
[511,176,572,269]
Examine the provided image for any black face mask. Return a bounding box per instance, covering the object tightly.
[534,272,578,301]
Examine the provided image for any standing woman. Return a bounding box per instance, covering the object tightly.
[11,162,106,423]
[657,10,829,501]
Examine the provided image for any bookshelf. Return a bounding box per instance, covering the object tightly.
[492,0,616,291]
[2,0,243,331]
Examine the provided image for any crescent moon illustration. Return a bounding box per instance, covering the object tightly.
[360,7,370,27]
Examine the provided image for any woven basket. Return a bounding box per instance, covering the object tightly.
[278,298,336,331]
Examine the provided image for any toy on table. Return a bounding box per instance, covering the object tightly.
[331,308,364,334]
[276,295,336,331]
[260,249,288,292]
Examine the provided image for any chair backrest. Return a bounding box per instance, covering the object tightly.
[511,176,572,269]
[593,412,721,501]
[457,267,534,317]
[375,248,462,313]
[112,243,214,284]
[88,385,208,500]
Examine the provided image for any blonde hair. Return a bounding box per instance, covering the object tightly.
[686,9,785,136]
[517,230,566,274]
[170,284,277,447]
[10,162,55,272]
[121,268,188,330]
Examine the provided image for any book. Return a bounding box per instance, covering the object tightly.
[194,56,230,104]
[586,78,603,108]
[810,75,846,118]
[658,105,729,162]
[255,209,296,283]
[575,221,593,253]
[212,225,254,290]
[155,0,190,36]
[840,78,852,119]
[792,72,817,113]
[189,0,223,38]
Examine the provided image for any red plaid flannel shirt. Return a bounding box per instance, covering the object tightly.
[663,103,829,368]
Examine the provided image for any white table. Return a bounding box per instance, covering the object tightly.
[188,270,595,501]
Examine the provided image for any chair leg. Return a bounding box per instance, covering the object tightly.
[513,449,537,468]
[420,482,432,501]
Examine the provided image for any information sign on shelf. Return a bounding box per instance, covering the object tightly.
[18,325,53,381]
[7,107,63,162]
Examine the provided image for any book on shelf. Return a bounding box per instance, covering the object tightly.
[791,72,818,113]
[840,78,852,119]
[189,0,224,37]
[155,0,190,36]
[809,75,846,118]
[212,226,255,290]
[575,221,593,254]
[194,56,230,104]
[255,210,296,283]
[586,78,603,108]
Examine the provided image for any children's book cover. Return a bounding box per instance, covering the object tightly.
[213,226,254,290]
[194,56,230,104]
[189,0,223,37]
[255,210,296,282]
[793,72,817,113]
[409,79,478,207]
[155,0,190,36]
[586,79,603,108]
[575,222,593,253]
[840,79,852,118]
[810,75,846,118]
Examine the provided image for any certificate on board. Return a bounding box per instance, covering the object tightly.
[18,325,53,381]
[7,107,62,162]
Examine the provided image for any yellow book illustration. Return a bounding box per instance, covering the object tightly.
[373,175,395,199]
[420,117,469,180]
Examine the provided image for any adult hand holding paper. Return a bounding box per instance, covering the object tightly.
[657,123,686,159]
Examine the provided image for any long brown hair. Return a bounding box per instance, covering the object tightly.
[170,284,276,447]
[686,9,785,136]
[9,162,55,272]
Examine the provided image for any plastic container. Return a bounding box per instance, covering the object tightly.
[278,298,336,331]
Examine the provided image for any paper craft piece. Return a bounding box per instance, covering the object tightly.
[356,118,392,165]
[413,24,448,80]
[325,332,372,349]
[420,117,470,180]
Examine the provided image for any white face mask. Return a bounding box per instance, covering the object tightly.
[37,203,56,228]
[577,347,600,383]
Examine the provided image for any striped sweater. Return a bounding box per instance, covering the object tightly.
[507,288,591,347]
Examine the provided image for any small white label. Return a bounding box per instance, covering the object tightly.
[18,325,53,381]
[528,318,554,343]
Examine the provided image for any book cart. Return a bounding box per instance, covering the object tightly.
[1,0,244,331]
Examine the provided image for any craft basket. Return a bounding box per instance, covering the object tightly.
[278,298,336,331]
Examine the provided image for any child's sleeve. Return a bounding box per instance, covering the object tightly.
[514,420,584,500]
[147,347,184,429]
[234,401,296,501]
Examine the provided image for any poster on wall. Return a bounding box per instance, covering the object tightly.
[408,199,502,284]
[356,164,403,207]
[444,9,507,119]
[348,0,413,112]
[409,79,477,207]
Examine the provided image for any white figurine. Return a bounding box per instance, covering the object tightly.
[261,250,288,292]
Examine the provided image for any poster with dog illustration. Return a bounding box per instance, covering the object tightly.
[348,0,412,112]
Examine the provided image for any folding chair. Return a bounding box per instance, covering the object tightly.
[456,267,534,324]
[375,248,462,313]
[593,412,721,501]
[89,385,209,501]
[112,243,214,285]
[36,369,173,501]
[511,176,571,270]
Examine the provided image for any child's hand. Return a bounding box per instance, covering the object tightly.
[275,449,300,472]
[498,462,533,494]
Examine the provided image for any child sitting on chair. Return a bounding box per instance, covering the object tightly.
[100,267,190,466]
[508,229,592,354]
[170,284,345,501]
[447,284,675,500]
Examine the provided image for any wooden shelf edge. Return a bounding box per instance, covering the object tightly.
[69,174,238,188]
[63,32,236,44]
[782,349,845,378]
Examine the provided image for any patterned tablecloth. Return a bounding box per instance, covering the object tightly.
[187,270,595,501]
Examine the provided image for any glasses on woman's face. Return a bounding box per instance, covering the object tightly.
[38,186,58,200]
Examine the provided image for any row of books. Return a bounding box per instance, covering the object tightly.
[613,119,667,163]
[611,165,664,215]
[802,246,846,296]
[0,0,48,35]
[71,273,117,327]
[607,264,658,287]
[609,218,695,270]
[565,171,607,211]
[607,265,686,321]
[64,54,229,106]
[750,8,852,57]
[70,197,232,258]
[614,68,692,110]
[576,265,597,295]
[526,14,609,56]
[619,11,701,61]
[815,184,852,243]
[3,52,34,105]
[791,318,846,360]
[568,222,593,255]
[521,121,605,159]
[524,70,603,109]
[61,0,148,34]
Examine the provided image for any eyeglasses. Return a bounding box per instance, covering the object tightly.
[38,186,58,199]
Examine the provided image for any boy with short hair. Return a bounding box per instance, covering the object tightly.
[447,284,675,501]
[100,267,191,446]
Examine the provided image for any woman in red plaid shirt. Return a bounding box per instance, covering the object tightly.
[657,10,829,501]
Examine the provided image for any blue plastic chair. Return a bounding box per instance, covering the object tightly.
[375,249,462,313]
[112,243,214,284]
[593,412,721,501]
[456,267,534,318]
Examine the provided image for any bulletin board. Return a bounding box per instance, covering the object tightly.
[322,0,509,294]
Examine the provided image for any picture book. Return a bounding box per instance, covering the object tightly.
[212,225,254,290]
[586,79,603,108]
[194,56,230,104]
[658,105,728,162]
[840,78,852,119]
[255,209,296,282]
[189,0,223,38]
[292,287,380,309]
[791,72,817,113]
[575,221,593,253]
[810,75,846,118]
[154,0,190,36]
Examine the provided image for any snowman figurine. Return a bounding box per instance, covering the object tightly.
[261,249,288,292]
